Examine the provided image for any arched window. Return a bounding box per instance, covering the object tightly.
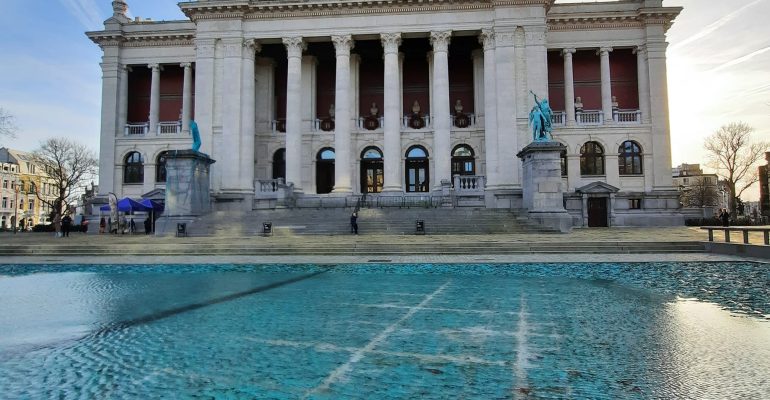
[156,151,168,183]
[124,151,144,184]
[360,147,383,193]
[560,150,568,177]
[451,144,475,176]
[316,147,335,194]
[272,149,286,180]
[618,141,643,175]
[405,145,429,192]
[580,142,604,176]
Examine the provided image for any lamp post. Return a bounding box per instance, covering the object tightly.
[13,178,19,234]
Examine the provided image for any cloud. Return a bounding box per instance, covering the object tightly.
[57,0,105,31]
[669,0,764,51]
[707,45,770,73]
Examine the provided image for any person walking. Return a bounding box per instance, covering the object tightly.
[99,217,106,234]
[350,212,358,235]
[129,218,136,234]
[53,213,62,238]
[61,214,72,237]
[720,208,730,227]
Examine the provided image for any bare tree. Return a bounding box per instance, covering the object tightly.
[680,176,720,208]
[0,107,18,142]
[704,122,769,214]
[30,138,98,220]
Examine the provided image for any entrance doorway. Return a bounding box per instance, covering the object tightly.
[316,148,335,194]
[272,149,285,181]
[405,146,429,192]
[360,147,383,193]
[587,197,608,227]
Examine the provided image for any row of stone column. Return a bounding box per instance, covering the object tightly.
[116,63,194,135]
[560,46,652,125]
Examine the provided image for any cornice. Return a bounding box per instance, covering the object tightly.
[178,0,553,21]
[87,30,196,48]
[547,7,681,32]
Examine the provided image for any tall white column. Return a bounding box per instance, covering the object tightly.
[283,37,306,192]
[332,35,354,193]
[350,54,360,126]
[430,30,452,190]
[193,39,215,156]
[381,33,402,192]
[240,39,260,191]
[562,48,576,126]
[181,62,192,134]
[118,64,129,135]
[598,47,613,123]
[97,47,120,196]
[635,45,652,124]
[221,38,244,191]
[471,49,484,120]
[479,29,499,189]
[494,29,519,189]
[148,63,161,135]
[647,39,674,190]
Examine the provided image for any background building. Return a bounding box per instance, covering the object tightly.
[88,0,683,227]
[0,148,57,230]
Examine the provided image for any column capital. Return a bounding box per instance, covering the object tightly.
[597,47,613,56]
[494,29,516,47]
[478,28,495,50]
[429,30,452,53]
[243,38,262,55]
[180,62,192,69]
[119,64,132,72]
[380,32,401,54]
[561,48,576,57]
[148,63,161,71]
[633,45,647,56]
[282,37,306,58]
[331,35,354,56]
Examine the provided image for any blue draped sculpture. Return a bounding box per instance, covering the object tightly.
[189,120,202,152]
[529,91,553,141]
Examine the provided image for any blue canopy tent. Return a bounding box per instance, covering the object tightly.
[99,197,151,213]
[139,199,164,233]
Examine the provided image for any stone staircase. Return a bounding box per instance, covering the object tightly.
[179,207,552,236]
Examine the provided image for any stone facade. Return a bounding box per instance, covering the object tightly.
[88,0,684,227]
[0,148,58,230]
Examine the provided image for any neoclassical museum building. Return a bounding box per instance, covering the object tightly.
[88,0,683,227]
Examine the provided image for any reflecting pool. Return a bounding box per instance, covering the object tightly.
[0,263,768,399]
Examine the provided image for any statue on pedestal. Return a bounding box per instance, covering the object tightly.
[369,102,379,116]
[528,91,553,141]
[189,120,202,152]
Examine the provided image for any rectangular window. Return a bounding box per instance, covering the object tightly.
[629,199,642,209]
[19,199,24,210]
[1,197,6,208]
[683,178,689,184]
[28,199,34,211]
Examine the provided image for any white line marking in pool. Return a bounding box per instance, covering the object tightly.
[304,280,451,398]
[513,294,532,399]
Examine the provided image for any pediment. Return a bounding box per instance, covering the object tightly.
[576,181,619,194]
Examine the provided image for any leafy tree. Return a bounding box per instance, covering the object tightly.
[30,138,98,220]
[704,122,769,214]
[0,107,17,143]
[680,176,720,208]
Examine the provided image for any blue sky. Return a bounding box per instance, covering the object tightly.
[0,0,768,199]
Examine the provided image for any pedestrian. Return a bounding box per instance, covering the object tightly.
[99,217,106,234]
[720,208,730,227]
[129,218,136,234]
[350,212,358,235]
[53,213,62,238]
[62,214,72,237]
[144,217,151,234]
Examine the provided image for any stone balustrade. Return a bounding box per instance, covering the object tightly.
[125,123,148,135]
[613,110,642,124]
[453,175,485,193]
[576,111,603,125]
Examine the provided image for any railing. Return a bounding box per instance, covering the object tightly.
[255,178,285,195]
[551,111,566,126]
[402,114,431,130]
[613,110,642,124]
[271,119,286,133]
[451,113,476,128]
[701,226,770,245]
[158,122,182,135]
[125,123,148,136]
[576,111,603,126]
[453,175,485,193]
[375,195,442,208]
[357,116,384,131]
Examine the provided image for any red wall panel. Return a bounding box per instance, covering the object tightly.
[274,59,287,120]
[610,49,639,109]
[448,53,474,114]
[547,51,565,111]
[127,67,151,122]
[402,55,429,115]
[358,47,384,118]
[572,50,601,110]
[315,58,335,118]
[159,65,183,122]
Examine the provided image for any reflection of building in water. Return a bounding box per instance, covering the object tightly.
[88,0,684,227]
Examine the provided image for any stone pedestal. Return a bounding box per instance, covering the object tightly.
[517,141,572,232]
[156,150,215,236]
